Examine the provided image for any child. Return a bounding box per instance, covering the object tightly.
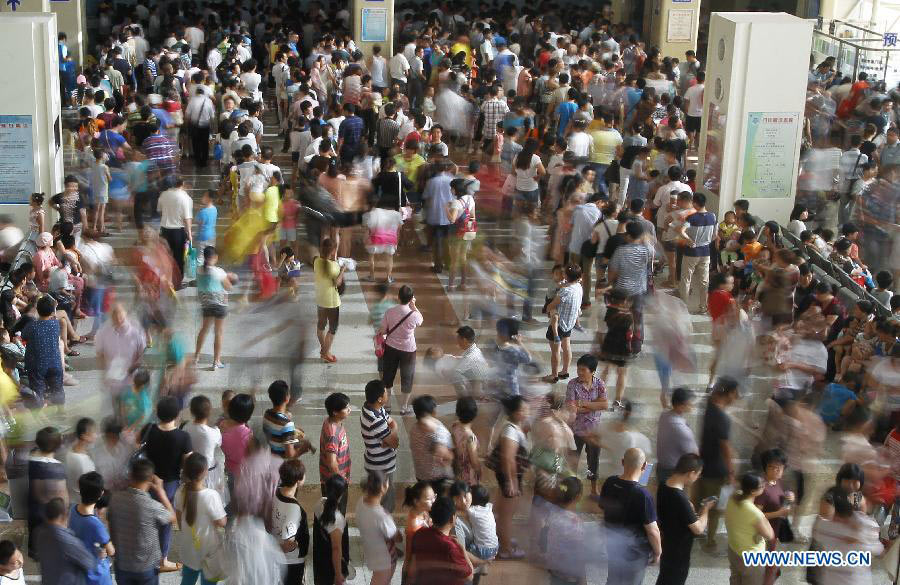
[740,228,763,261]
[278,247,304,298]
[65,417,97,506]
[119,368,153,436]
[499,126,521,175]
[90,148,111,234]
[369,283,393,330]
[422,86,437,118]
[451,397,481,485]
[466,484,500,570]
[599,289,636,405]
[263,379,313,459]
[818,373,864,428]
[491,121,505,164]
[272,459,309,585]
[872,271,894,307]
[215,389,236,426]
[718,211,740,261]
[708,273,737,385]
[220,393,255,477]
[91,417,131,490]
[195,189,219,254]
[68,471,114,585]
[182,395,227,499]
[685,168,697,192]
[279,188,301,252]
[464,160,482,196]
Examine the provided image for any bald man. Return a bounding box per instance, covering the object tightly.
[598,447,662,585]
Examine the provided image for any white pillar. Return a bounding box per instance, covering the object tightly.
[0,13,64,228]
[51,0,86,67]
[697,13,813,225]
[650,0,702,56]
[353,0,394,60]
[0,0,49,12]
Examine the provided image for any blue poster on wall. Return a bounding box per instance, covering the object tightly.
[0,115,34,204]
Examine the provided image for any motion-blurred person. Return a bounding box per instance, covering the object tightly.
[813,487,883,585]
[656,387,699,486]
[696,377,740,553]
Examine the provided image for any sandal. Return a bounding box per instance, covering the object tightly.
[541,374,559,384]
[66,349,80,357]
[322,354,337,363]
[557,372,570,379]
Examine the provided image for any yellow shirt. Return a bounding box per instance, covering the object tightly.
[263,185,280,224]
[314,257,342,309]
[394,153,426,184]
[589,126,623,165]
[725,497,767,554]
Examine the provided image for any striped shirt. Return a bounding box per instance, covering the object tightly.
[377,117,401,148]
[684,211,717,257]
[319,420,351,481]
[264,408,296,455]
[609,242,652,296]
[360,404,397,472]
[556,283,583,332]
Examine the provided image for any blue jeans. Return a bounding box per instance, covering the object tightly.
[87,286,106,336]
[588,163,609,197]
[115,567,158,585]
[180,566,217,585]
[154,480,179,558]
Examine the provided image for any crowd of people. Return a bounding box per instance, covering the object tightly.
[0,1,897,585]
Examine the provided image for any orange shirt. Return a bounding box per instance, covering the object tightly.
[742,241,763,261]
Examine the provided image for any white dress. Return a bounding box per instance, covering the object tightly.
[433,71,473,137]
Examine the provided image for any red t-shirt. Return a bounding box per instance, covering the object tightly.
[410,527,471,585]
[707,289,734,322]
[319,420,351,481]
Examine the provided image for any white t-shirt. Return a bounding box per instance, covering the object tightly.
[389,54,410,82]
[65,451,96,505]
[567,132,593,158]
[449,194,475,223]
[272,492,308,565]
[0,568,24,585]
[595,423,652,479]
[466,503,499,549]
[355,500,398,572]
[240,72,262,96]
[172,488,227,569]
[683,84,705,117]
[653,180,692,209]
[182,422,222,468]
[314,498,346,534]
[779,338,827,389]
[157,188,193,229]
[514,154,542,191]
[370,55,387,87]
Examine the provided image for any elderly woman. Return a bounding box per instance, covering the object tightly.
[32,232,60,293]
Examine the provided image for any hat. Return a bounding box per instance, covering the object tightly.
[38,232,53,247]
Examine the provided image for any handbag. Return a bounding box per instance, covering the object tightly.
[374,308,415,358]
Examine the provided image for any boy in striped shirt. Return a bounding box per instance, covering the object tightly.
[360,380,400,511]
[264,380,314,458]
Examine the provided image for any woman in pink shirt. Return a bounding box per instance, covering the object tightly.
[378,285,423,414]
[32,233,60,292]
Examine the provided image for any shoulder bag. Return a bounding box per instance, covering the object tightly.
[374,308,415,358]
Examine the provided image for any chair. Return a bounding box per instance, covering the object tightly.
[824,275,842,292]
[811,263,829,281]
[837,287,859,310]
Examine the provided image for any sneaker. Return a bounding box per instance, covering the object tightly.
[212,361,225,369]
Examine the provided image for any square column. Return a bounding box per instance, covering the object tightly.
[0,13,64,227]
[353,0,393,59]
[698,13,813,224]
[648,0,701,55]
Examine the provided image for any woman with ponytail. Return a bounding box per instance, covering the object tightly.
[724,472,775,585]
[356,471,401,585]
[193,246,236,370]
[313,474,350,585]
[173,453,227,585]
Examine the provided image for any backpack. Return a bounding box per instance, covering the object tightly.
[455,196,477,240]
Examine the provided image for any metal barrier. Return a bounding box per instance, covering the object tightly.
[812,19,900,85]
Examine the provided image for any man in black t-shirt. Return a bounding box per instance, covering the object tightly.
[657,453,715,585]
[696,377,740,553]
[599,447,661,585]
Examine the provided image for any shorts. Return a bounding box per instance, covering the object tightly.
[279,227,297,242]
[366,244,397,255]
[516,188,541,204]
[291,152,300,163]
[317,306,340,334]
[662,240,678,252]
[685,115,702,133]
[546,326,573,342]
[93,190,109,206]
[201,305,227,319]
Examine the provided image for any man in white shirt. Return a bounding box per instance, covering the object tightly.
[185,88,215,167]
[566,119,593,163]
[682,71,705,149]
[157,177,193,288]
[653,165,692,211]
[389,50,410,92]
[184,19,205,55]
